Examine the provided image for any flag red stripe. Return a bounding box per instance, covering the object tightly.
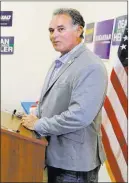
[101,125,124,182]
[110,69,128,117]
[104,97,128,164]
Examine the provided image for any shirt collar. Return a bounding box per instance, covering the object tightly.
[56,42,83,64]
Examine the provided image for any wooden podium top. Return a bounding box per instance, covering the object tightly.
[1,111,48,182]
[1,111,48,146]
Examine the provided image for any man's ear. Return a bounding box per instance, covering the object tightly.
[77,25,83,38]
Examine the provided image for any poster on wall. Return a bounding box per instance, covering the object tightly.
[94,19,114,59]
[84,23,95,43]
[0,37,14,54]
[112,15,127,46]
[0,11,13,26]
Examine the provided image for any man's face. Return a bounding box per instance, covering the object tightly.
[49,14,82,55]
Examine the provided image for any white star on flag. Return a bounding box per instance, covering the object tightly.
[120,44,127,50]
[123,35,128,41]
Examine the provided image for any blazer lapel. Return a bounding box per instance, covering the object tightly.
[39,62,55,102]
[46,58,75,91]
[41,43,86,99]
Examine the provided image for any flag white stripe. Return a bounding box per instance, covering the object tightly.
[102,108,127,182]
[113,57,127,96]
[106,81,127,143]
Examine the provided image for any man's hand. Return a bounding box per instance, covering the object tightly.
[21,114,39,130]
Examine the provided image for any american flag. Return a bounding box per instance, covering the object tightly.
[102,25,128,182]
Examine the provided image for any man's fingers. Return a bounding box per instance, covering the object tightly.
[22,115,29,121]
[21,119,25,124]
[22,114,28,118]
[22,121,28,126]
[21,118,28,124]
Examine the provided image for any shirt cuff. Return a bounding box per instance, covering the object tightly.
[34,119,49,136]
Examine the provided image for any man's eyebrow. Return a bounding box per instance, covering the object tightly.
[49,25,65,30]
[57,25,65,28]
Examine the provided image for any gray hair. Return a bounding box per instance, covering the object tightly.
[53,8,85,39]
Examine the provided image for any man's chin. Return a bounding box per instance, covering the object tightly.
[53,47,62,52]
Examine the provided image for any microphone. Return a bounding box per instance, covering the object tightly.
[12,109,17,116]
[12,109,23,119]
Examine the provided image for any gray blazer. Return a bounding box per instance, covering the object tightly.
[35,43,108,171]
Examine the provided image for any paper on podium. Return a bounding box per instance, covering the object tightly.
[21,102,37,114]
[1,111,21,131]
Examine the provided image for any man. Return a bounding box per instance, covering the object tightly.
[22,8,108,183]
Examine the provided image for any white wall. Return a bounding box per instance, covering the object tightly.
[1,1,127,182]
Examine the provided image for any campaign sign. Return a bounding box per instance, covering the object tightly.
[94,19,114,59]
[84,23,95,43]
[112,15,127,45]
[0,11,13,26]
[0,37,14,54]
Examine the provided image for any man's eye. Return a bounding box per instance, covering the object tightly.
[49,29,54,33]
[58,28,64,32]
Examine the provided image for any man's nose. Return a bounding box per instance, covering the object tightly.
[52,29,59,39]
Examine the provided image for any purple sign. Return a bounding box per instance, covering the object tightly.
[94,19,114,59]
[112,15,127,45]
[0,11,13,26]
[0,37,14,54]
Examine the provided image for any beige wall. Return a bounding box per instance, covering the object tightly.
[1,2,127,181]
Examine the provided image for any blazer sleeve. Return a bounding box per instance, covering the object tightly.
[34,64,108,136]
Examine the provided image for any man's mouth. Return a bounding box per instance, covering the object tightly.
[53,41,60,44]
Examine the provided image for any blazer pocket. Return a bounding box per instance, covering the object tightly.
[62,129,85,144]
[54,81,69,88]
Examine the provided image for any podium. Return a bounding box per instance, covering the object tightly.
[1,111,48,182]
